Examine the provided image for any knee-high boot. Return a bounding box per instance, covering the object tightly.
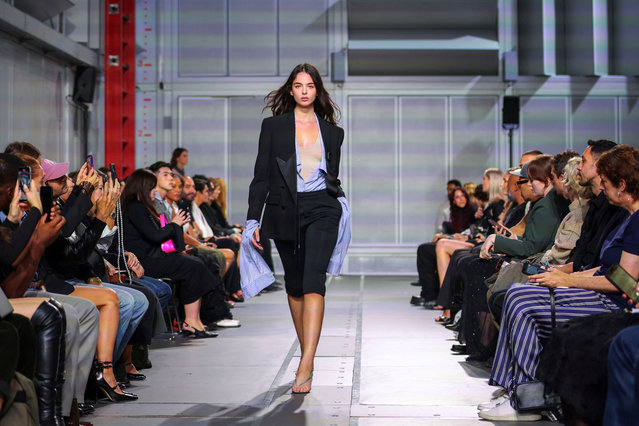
[48,298,67,421]
[30,299,65,426]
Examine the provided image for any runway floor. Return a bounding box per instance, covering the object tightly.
[85,275,555,425]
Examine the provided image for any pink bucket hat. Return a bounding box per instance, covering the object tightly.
[41,158,69,182]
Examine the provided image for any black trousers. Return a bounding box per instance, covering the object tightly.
[274,190,341,298]
[417,242,438,301]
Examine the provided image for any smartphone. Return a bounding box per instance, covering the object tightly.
[109,163,118,182]
[606,264,639,302]
[18,166,31,202]
[86,154,94,169]
[488,218,512,237]
[522,263,547,275]
[177,199,191,216]
[40,185,53,221]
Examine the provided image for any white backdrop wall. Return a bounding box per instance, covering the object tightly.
[130,0,639,274]
[0,35,81,166]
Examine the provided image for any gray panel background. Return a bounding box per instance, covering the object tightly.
[619,97,639,146]
[178,97,228,178]
[520,97,569,155]
[279,0,329,75]
[399,97,448,244]
[349,97,398,245]
[177,0,227,76]
[229,0,278,75]
[571,97,618,146]
[450,96,499,184]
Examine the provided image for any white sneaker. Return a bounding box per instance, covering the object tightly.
[215,319,241,328]
[478,399,541,421]
[477,393,509,411]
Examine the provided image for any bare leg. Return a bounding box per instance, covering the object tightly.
[288,294,305,352]
[183,299,206,331]
[293,292,324,393]
[70,286,122,393]
[9,297,49,319]
[122,345,141,374]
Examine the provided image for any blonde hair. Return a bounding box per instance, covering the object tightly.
[563,157,593,200]
[210,177,228,220]
[484,168,504,202]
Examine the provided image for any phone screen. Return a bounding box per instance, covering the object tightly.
[18,166,31,202]
[87,154,94,169]
[606,264,639,301]
[40,185,53,221]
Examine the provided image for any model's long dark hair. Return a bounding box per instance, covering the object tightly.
[264,63,340,125]
[121,168,159,217]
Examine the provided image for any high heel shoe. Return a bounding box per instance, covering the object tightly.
[181,322,218,339]
[94,361,138,402]
[125,362,146,381]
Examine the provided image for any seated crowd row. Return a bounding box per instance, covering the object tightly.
[0,144,277,425]
[411,141,639,424]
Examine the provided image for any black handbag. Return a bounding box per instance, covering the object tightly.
[512,288,562,413]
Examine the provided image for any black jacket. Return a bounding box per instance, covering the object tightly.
[247,111,344,241]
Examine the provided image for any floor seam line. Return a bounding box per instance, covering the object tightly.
[349,274,365,426]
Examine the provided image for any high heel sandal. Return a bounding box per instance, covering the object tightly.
[95,361,138,402]
[181,322,218,338]
[292,372,313,394]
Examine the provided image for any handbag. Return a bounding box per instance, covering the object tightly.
[513,287,562,413]
[159,214,177,253]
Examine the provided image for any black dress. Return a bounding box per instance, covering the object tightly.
[123,201,214,305]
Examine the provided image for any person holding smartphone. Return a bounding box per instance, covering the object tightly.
[479,145,639,422]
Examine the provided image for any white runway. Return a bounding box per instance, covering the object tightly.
[85,275,554,425]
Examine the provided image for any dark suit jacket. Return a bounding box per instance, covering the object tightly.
[247,111,344,241]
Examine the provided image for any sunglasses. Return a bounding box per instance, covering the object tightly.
[516,179,529,186]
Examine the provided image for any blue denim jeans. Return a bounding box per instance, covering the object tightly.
[604,324,639,425]
[68,280,148,361]
[134,276,172,309]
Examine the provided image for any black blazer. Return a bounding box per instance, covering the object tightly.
[247,111,344,241]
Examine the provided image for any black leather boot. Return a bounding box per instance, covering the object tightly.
[48,298,67,423]
[31,299,65,426]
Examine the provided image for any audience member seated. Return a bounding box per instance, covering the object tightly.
[121,169,217,338]
[170,147,188,177]
[478,144,639,422]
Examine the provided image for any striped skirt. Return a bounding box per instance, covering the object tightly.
[489,283,621,392]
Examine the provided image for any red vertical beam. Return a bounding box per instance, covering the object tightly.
[104,0,135,178]
[105,1,123,173]
[121,0,136,177]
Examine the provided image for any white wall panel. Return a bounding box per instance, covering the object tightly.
[229,0,277,75]
[520,97,569,155]
[177,0,227,76]
[571,97,617,147]
[279,0,329,75]
[178,97,227,178]
[450,96,499,184]
[399,97,448,243]
[349,96,397,245]
[227,97,264,225]
[619,97,639,146]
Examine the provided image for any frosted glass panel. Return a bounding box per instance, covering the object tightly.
[177,0,227,76]
[349,97,397,244]
[399,97,448,243]
[228,98,265,225]
[571,97,617,147]
[619,97,639,146]
[520,97,569,155]
[450,96,498,184]
[279,0,329,75]
[229,0,277,75]
[178,97,227,178]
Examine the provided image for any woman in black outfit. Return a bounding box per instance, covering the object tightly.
[121,169,215,338]
[248,63,345,394]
